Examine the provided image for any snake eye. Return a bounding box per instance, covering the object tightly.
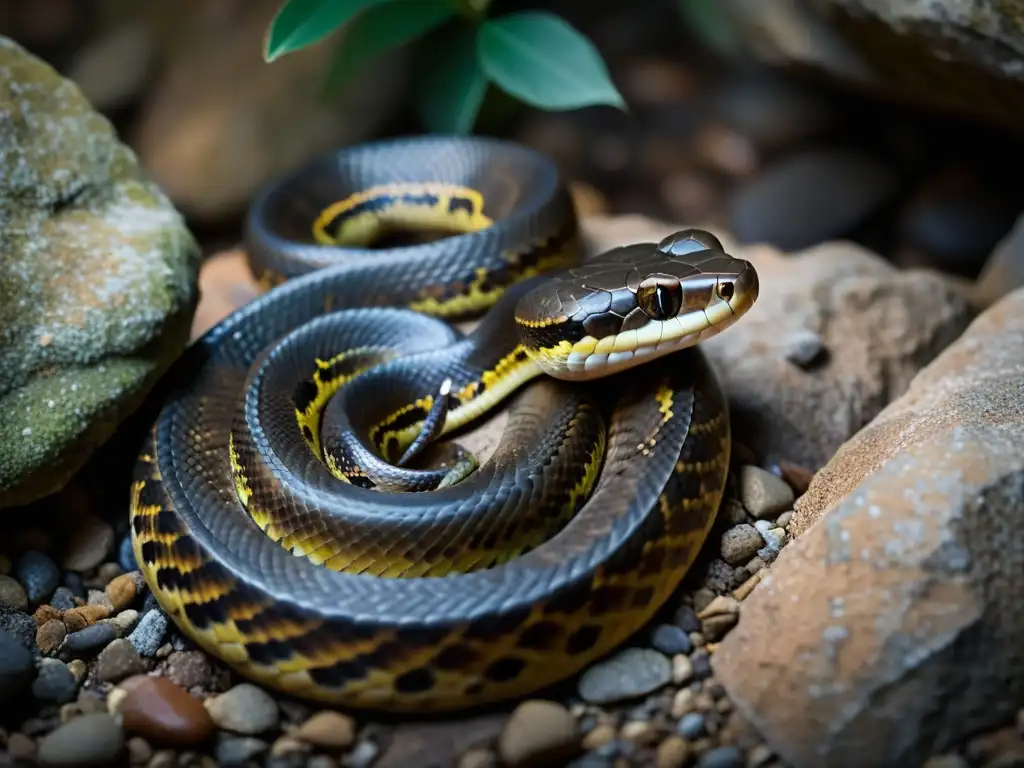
[717,281,735,301]
[637,277,683,320]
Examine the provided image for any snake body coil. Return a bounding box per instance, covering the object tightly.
[130,136,758,711]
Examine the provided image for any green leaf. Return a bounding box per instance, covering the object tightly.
[264,0,395,62]
[324,0,455,93]
[476,11,626,112]
[414,22,488,134]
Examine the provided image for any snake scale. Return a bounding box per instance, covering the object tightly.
[129,135,759,712]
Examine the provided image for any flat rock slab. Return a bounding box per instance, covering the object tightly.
[0,36,200,507]
[712,286,1024,767]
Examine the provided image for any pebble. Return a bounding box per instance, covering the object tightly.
[106,572,139,612]
[62,571,86,599]
[87,589,114,611]
[50,586,77,611]
[498,700,580,767]
[459,747,498,768]
[578,648,672,704]
[61,514,115,572]
[96,638,146,682]
[620,719,659,746]
[728,147,899,251]
[121,675,216,747]
[205,683,280,735]
[126,736,152,765]
[691,651,712,681]
[678,712,706,740]
[63,622,117,656]
[753,521,786,560]
[7,732,37,761]
[118,535,138,572]
[0,627,35,702]
[719,524,765,565]
[215,735,269,765]
[165,650,215,689]
[32,658,78,704]
[696,745,744,768]
[656,735,690,768]
[128,609,168,656]
[67,659,87,683]
[672,654,694,686]
[672,605,701,633]
[0,573,29,610]
[293,710,356,751]
[345,739,379,768]
[582,724,616,750]
[776,510,793,528]
[15,550,60,607]
[37,712,125,767]
[113,609,140,634]
[650,624,693,655]
[738,466,795,519]
[62,604,110,631]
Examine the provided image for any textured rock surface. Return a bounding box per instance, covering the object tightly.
[0,35,200,507]
[692,0,1024,131]
[712,286,1024,767]
[588,214,974,469]
[975,213,1024,308]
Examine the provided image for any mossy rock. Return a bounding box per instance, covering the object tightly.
[0,35,200,508]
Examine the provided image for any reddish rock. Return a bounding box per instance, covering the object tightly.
[120,675,215,748]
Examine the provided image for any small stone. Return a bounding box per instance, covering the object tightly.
[657,736,690,768]
[620,720,659,746]
[651,624,693,655]
[459,747,498,768]
[50,587,76,611]
[117,535,138,573]
[63,622,117,658]
[702,614,740,642]
[582,724,616,750]
[107,686,129,715]
[32,658,78,704]
[776,511,793,528]
[345,739,379,768]
[578,648,672,705]
[114,609,140,635]
[106,573,139,612]
[678,713,706,740]
[0,627,35,703]
[270,735,310,758]
[205,683,279,735]
[293,710,356,751]
[148,749,176,768]
[672,605,701,633]
[719,525,764,566]
[744,556,766,575]
[0,573,29,610]
[672,655,694,686]
[215,735,268,765]
[62,605,111,631]
[37,618,67,654]
[128,610,168,657]
[37,712,125,767]
[15,550,60,607]
[498,700,580,767]
[87,589,114,611]
[127,736,153,765]
[690,652,712,681]
[121,675,216,748]
[67,659,87,683]
[689,632,705,649]
[746,743,774,767]
[692,588,716,613]
[61,514,115,572]
[96,638,146,682]
[696,745,744,768]
[697,596,740,619]
[165,650,214,689]
[738,466,795,519]
[62,572,86,600]
[7,732,37,761]
[35,604,62,625]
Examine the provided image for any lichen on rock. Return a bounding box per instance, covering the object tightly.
[0,35,200,508]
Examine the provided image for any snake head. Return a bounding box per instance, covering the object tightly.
[515,229,758,381]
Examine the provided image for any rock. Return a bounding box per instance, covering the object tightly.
[374,714,506,768]
[62,604,110,631]
[1,605,40,651]
[975,213,1024,308]
[719,524,763,565]
[346,740,381,768]
[60,515,114,572]
[95,638,146,682]
[583,216,973,470]
[293,711,356,751]
[657,735,691,768]
[216,735,269,765]
[32,658,78,704]
[63,622,117,656]
[696,745,744,768]
[6,732,37,761]
[37,618,67,654]
[105,572,138,612]
[205,683,279,735]
[650,624,693,655]
[0,573,28,610]
[131,0,407,222]
[498,700,580,767]
[678,712,706,740]
[126,736,153,765]
[14,550,60,606]
[113,609,140,635]
[577,648,672,704]
[117,535,138,573]
[713,286,1024,767]
[0,36,200,508]
[738,466,794,519]
[672,604,701,634]
[164,649,215,689]
[127,608,167,657]
[0,627,36,702]
[728,148,899,251]
[671,654,694,686]
[50,586,76,611]
[121,675,216,748]
[37,712,124,767]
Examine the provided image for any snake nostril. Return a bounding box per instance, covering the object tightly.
[718,281,734,301]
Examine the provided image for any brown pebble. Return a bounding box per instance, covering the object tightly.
[34,604,61,626]
[7,732,36,760]
[67,659,87,683]
[656,735,690,768]
[63,604,111,629]
[621,720,660,746]
[732,568,767,602]
[106,573,139,612]
[165,651,215,689]
[121,675,216,748]
[294,711,356,751]
[270,736,311,758]
[582,724,616,750]
[147,749,176,768]
[458,747,497,768]
[697,595,740,619]
[498,700,579,767]
[702,613,739,642]
[37,618,67,654]
[127,735,153,765]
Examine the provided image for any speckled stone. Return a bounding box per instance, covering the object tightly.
[577,648,672,704]
[14,550,60,606]
[205,684,280,735]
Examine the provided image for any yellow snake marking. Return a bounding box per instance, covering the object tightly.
[295,351,375,460]
[638,382,676,456]
[312,183,493,247]
[228,435,253,508]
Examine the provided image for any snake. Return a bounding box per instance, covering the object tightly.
[129,135,759,712]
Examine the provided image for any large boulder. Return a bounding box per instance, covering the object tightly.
[0,36,200,508]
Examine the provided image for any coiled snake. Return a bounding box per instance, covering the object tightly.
[130,136,758,711]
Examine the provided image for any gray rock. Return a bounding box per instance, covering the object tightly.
[37,712,124,767]
[0,35,200,508]
[677,712,706,740]
[50,586,76,611]
[94,637,145,682]
[650,624,693,655]
[216,735,269,766]
[672,604,701,634]
[14,550,59,606]
[577,648,672,704]
[205,683,280,734]
[719,524,764,566]
[738,465,794,519]
[697,746,744,768]
[32,658,78,704]
[0,605,38,651]
[714,286,1024,767]
[127,607,167,656]
[0,627,35,702]
[63,622,117,656]
[976,213,1024,307]
[0,573,28,610]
